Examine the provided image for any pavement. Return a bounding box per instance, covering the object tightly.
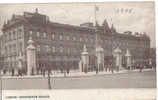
[1,68,155,79]
[1,69,156,89]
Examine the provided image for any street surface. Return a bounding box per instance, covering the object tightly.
[1,70,156,90]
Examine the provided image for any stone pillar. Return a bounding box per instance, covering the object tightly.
[125,49,131,69]
[113,47,122,71]
[81,45,89,73]
[26,36,36,76]
[18,52,23,69]
[79,60,82,72]
[96,46,104,72]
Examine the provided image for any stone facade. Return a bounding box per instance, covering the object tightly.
[0,9,150,75]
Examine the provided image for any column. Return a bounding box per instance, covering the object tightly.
[27,36,36,76]
[81,45,89,73]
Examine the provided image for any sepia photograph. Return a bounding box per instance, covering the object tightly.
[0,1,156,93]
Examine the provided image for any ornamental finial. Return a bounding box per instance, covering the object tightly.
[83,44,87,52]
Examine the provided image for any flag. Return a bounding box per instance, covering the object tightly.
[95,5,99,12]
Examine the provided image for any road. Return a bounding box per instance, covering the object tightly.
[1,71,156,90]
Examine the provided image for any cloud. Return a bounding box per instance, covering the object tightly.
[0,2,155,47]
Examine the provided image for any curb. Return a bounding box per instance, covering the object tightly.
[1,69,154,79]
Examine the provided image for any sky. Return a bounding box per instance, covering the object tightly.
[0,2,155,47]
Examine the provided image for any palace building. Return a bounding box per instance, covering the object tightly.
[0,9,150,75]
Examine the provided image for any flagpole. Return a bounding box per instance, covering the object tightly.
[94,4,99,73]
[94,4,98,48]
[94,4,97,26]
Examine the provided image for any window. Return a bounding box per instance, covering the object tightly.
[66,36,70,40]
[29,31,33,37]
[60,46,63,53]
[43,32,47,38]
[37,32,40,37]
[52,33,55,40]
[67,48,70,53]
[13,44,16,53]
[9,32,11,41]
[80,37,82,41]
[19,29,22,38]
[5,46,7,55]
[37,45,40,51]
[73,36,76,41]
[10,32,13,40]
[13,31,16,39]
[52,46,55,52]
[91,38,93,43]
[59,35,63,40]
[6,34,8,42]
[45,45,50,52]
[73,48,76,53]
[19,42,23,52]
[85,38,88,42]
[9,45,11,55]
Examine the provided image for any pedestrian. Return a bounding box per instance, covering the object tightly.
[66,68,69,74]
[111,64,114,74]
[96,67,98,74]
[11,68,14,76]
[139,64,143,72]
[43,68,46,77]
[48,70,51,89]
[105,65,108,72]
